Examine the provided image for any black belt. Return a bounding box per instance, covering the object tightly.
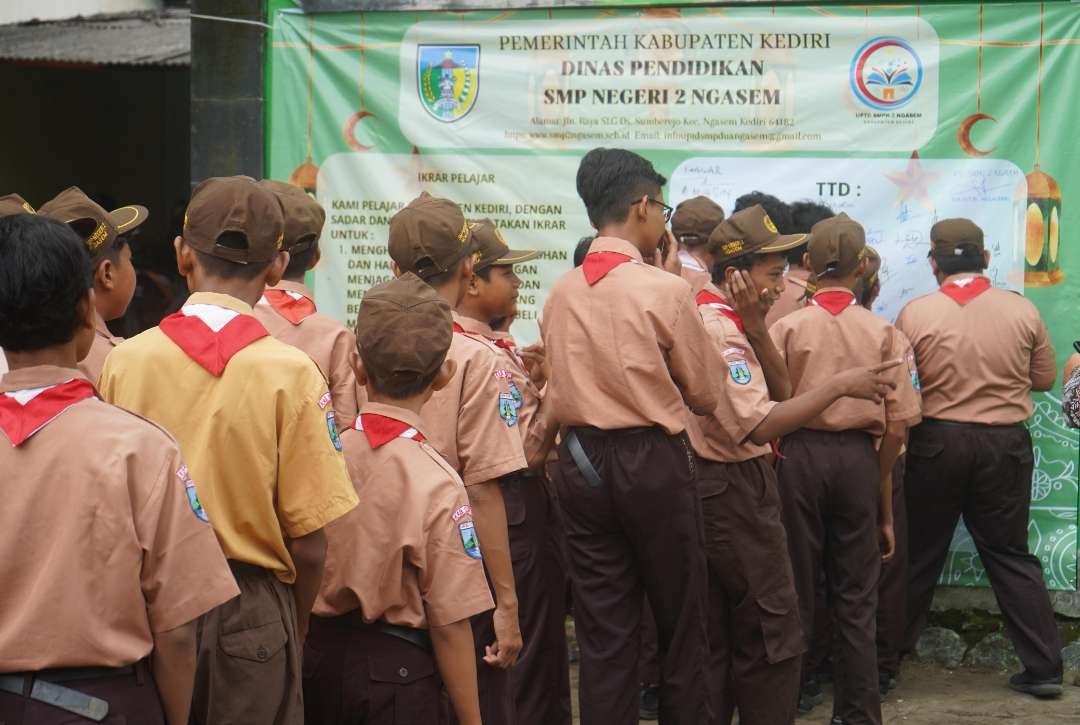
[0,664,134,721]
[922,417,1025,430]
[566,429,603,488]
[329,612,433,652]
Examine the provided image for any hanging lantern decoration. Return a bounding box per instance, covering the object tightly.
[289,15,319,194]
[1023,166,1063,287]
[1023,2,1064,287]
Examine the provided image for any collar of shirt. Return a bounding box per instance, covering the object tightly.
[355,401,430,448]
[93,312,119,344]
[261,280,318,325]
[939,274,992,306]
[0,370,96,446]
[588,236,645,262]
[786,267,811,289]
[452,311,497,339]
[810,286,858,316]
[0,365,88,393]
[679,249,707,272]
[184,291,256,315]
[695,284,744,332]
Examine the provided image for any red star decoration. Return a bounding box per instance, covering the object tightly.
[883,151,943,211]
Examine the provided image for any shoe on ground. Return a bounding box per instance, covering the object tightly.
[878,670,898,697]
[830,718,845,725]
[639,684,660,721]
[798,677,824,714]
[1008,670,1063,698]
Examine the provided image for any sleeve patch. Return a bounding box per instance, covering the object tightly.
[452,504,473,522]
[727,360,752,385]
[318,392,332,410]
[459,522,482,559]
[326,410,343,450]
[721,347,746,358]
[177,465,209,523]
[906,353,921,391]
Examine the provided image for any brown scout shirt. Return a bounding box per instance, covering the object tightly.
[770,287,922,436]
[253,279,361,428]
[420,313,527,485]
[78,312,122,385]
[315,402,495,628]
[98,292,358,584]
[456,313,551,466]
[542,236,722,435]
[895,275,1055,424]
[0,366,239,671]
[765,266,811,328]
[686,284,776,464]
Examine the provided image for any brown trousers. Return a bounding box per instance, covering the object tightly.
[554,426,710,725]
[191,561,303,725]
[777,429,882,725]
[903,421,1063,678]
[0,662,163,724]
[302,615,443,725]
[807,456,909,679]
[503,473,572,725]
[699,456,804,725]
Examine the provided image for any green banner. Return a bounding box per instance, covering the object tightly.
[265,1,1080,589]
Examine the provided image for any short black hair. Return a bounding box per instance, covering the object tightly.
[933,245,987,275]
[420,255,471,289]
[573,235,594,267]
[93,232,131,269]
[192,232,273,281]
[733,191,794,234]
[576,148,667,228]
[711,253,757,286]
[788,200,835,265]
[283,244,318,280]
[360,349,444,400]
[0,215,93,351]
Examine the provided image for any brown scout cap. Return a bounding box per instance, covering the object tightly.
[184,176,285,265]
[672,196,725,247]
[930,218,984,256]
[0,193,36,218]
[468,218,540,269]
[355,272,453,386]
[38,186,148,256]
[258,179,326,255]
[707,204,807,265]
[388,192,475,280]
[807,212,866,276]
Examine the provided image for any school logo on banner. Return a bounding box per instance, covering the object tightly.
[850,36,923,111]
[418,45,480,122]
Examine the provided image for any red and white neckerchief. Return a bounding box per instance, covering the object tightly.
[260,289,317,325]
[810,289,857,316]
[453,321,519,355]
[160,303,269,377]
[940,276,991,306]
[695,289,744,333]
[0,378,96,447]
[582,251,637,285]
[353,413,425,449]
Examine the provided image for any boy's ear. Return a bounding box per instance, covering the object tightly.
[432,358,458,392]
[308,246,322,271]
[391,261,403,278]
[802,251,811,271]
[174,236,194,277]
[95,258,114,291]
[264,251,291,287]
[353,356,368,387]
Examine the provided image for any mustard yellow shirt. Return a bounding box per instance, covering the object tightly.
[99,292,358,583]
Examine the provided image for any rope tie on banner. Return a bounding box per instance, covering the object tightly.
[189,13,273,30]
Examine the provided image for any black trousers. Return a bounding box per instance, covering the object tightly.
[903,420,1062,679]
[554,426,710,725]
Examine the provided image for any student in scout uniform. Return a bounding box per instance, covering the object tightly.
[543,147,722,725]
[304,273,493,725]
[38,187,148,384]
[691,207,902,725]
[454,218,572,725]
[0,214,239,725]
[98,176,359,725]
[770,213,922,725]
[896,218,1063,698]
[672,195,725,291]
[252,179,360,428]
[387,193,528,725]
[0,193,38,375]
[765,200,834,327]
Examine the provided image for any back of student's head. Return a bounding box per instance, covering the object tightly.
[573,235,595,267]
[0,215,92,351]
[258,179,326,281]
[930,217,987,276]
[733,191,793,234]
[576,148,667,228]
[787,200,835,266]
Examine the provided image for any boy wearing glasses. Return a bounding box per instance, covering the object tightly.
[542,147,723,725]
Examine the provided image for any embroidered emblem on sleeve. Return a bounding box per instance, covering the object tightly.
[499,393,519,426]
[452,504,473,522]
[318,392,332,410]
[177,464,209,523]
[728,360,752,385]
[326,410,342,451]
[459,521,482,559]
[906,353,921,391]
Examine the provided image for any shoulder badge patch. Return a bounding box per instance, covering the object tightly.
[499,393,519,426]
[318,392,332,410]
[459,521,482,559]
[906,353,921,391]
[326,410,342,451]
[452,504,473,522]
[728,360,752,385]
[177,465,209,523]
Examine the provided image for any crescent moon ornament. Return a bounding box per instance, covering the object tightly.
[342,110,375,152]
[957,113,996,158]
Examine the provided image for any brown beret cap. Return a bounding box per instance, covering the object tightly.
[0,193,36,218]
[672,196,725,247]
[707,204,806,265]
[184,176,285,265]
[388,192,475,279]
[355,272,453,388]
[807,212,866,276]
[39,186,148,257]
[258,179,326,255]
[931,218,984,256]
